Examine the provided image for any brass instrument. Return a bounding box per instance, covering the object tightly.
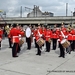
[5,25,10,35]
[67,25,73,32]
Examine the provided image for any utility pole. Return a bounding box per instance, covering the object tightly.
[45,11,47,26]
[34,5,36,17]
[20,6,22,17]
[66,3,68,16]
[71,11,72,25]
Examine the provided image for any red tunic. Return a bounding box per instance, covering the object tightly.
[42,28,46,40]
[58,31,65,43]
[56,28,60,35]
[61,27,67,36]
[10,28,23,43]
[67,31,73,41]
[35,28,43,41]
[0,29,3,41]
[33,29,37,37]
[70,29,75,40]
[52,31,59,39]
[45,29,52,41]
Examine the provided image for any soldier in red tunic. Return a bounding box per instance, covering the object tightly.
[52,27,59,50]
[58,28,65,58]
[70,28,75,51]
[45,26,52,52]
[9,24,24,57]
[35,25,43,56]
[42,25,46,40]
[0,26,3,50]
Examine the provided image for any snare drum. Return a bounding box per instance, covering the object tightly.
[61,39,70,48]
[36,38,45,47]
[19,39,24,47]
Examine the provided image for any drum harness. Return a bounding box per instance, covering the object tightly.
[38,29,42,37]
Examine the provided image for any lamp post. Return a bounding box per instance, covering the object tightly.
[71,11,73,25]
[45,12,47,26]
[20,6,22,17]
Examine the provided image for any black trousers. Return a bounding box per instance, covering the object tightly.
[36,43,41,55]
[52,39,57,50]
[17,44,21,53]
[8,38,12,48]
[59,43,65,57]
[34,39,37,48]
[26,37,31,49]
[12,43,18,57]
[0,41,1,47]
[0,41,1,49]
[72,40,75,51]
[46,41,51,52]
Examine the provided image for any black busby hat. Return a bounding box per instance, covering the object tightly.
[13,23,17,27]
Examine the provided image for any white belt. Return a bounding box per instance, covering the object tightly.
[36,35,39,36]
[68,34,72,35]
[46,36,50,37]
[73,35,75,36]
[13,36,19,38]
[36,34,42,37]
[53,34,56,35]
[13,36,21,40]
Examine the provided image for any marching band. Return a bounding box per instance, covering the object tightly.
[0,23,75,58]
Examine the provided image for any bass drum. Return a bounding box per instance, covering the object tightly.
[26,27,31,38]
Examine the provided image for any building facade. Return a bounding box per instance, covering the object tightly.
[27,6,54,17]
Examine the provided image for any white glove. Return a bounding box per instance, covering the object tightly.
[40,34,42,37]
[33,37,35,39]
[19,35,21,40]
[58,39,60,41]
[65,36,68,38]
[19,35,21,37]
[32,32,33,34]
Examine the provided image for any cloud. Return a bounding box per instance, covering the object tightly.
[0,0,75,17]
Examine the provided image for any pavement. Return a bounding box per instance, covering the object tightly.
[0,38,75,75]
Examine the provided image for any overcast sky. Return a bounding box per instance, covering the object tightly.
[0,0,75,17]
